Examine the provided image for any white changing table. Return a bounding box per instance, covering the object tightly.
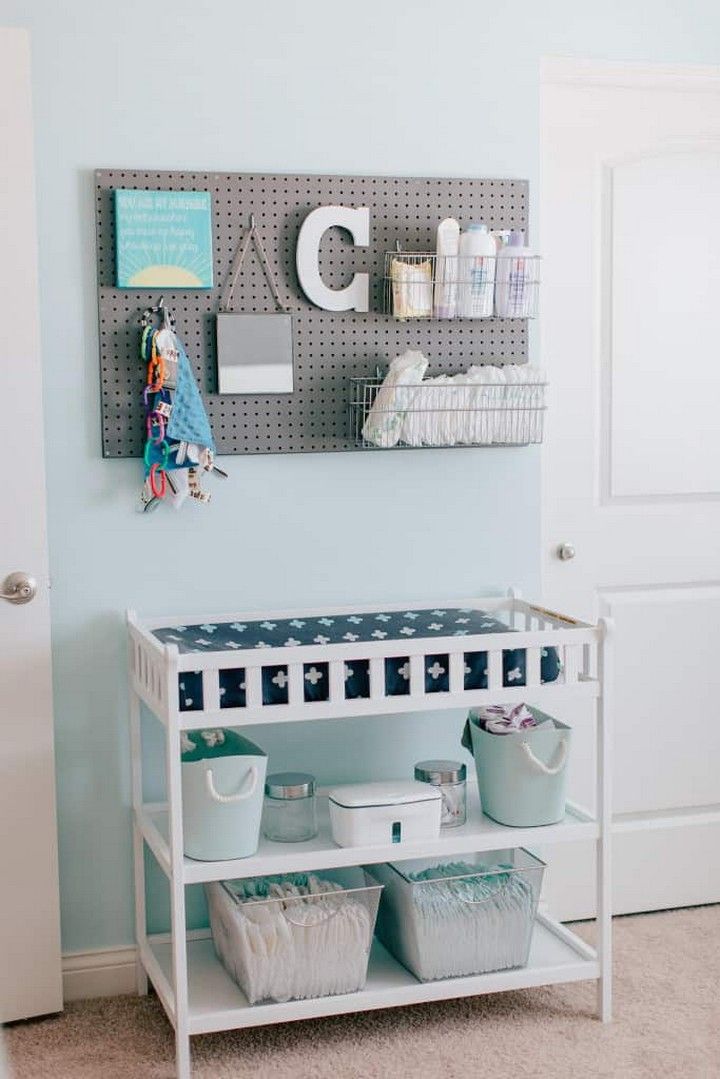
[128,591,612,1079]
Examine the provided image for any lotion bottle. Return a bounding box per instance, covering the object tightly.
[495,229,534,317]
[458,222,496,318]
[433,217,460,318]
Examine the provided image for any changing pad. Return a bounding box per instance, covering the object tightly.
[151,607,561,712]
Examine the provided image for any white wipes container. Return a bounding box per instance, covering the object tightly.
[328,780,441,848]
[181,728,267,861]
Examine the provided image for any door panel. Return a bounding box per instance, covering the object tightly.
[600,586,720,813]
[541,58,720,916]
[0,27,62,1020]
[609,151,720,499]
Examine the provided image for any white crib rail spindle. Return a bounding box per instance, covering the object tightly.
[525,646,542,687]
[329,660,345,703]
[488,649,503,690]
[449,651,465,694]
[245,665,262,709]
[203,668,221,712]
[369,657,384,700]
[409,654,425,696]
[563,643,580,684]
[288,663,304,706]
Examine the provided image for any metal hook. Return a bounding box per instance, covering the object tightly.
[249,213,255,231]
[153,295,171,330]
[139,296,173,331]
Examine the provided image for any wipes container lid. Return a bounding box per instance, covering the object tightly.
[181,728,265,761]
[328,780,441,809]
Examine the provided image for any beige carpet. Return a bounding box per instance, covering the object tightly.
[6,907,719,1079]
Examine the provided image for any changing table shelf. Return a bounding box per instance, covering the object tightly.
[128,590,613,1079]
[138,785,598,885]
[144,916,598,1036]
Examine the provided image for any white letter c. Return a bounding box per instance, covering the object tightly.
[296,205,370,312]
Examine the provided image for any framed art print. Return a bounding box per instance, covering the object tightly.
[114,189,213,288]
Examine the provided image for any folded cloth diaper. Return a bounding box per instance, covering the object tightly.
[362,350,429,448]
[390,257,433,318]
[462,703,555,740]
[471,703,537,734]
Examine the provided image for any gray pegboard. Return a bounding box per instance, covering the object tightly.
[95,170,529,456]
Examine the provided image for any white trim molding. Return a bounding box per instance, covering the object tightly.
[62,946,137,1002]
[541,56,720,92]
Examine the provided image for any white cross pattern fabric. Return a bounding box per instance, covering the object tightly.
[156,607,563,712]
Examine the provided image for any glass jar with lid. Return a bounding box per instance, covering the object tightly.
[262,771,318,842]
[414,760,467,828]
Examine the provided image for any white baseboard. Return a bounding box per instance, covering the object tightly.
[62,945,138,1002]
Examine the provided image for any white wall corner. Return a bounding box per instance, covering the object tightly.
[62,946,138,1003]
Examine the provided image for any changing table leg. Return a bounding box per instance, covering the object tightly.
[129,685,148,996]
[596,617,614,1022]
[166,710,192,1077]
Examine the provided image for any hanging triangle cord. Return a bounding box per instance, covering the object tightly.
[220,218,288,314]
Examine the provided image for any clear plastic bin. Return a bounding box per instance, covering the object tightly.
[368,848,545,982]
[206,867,382,1004]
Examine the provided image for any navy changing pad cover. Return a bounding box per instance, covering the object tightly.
[152,607,561,713]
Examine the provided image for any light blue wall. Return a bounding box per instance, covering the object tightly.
[2,0,719,953]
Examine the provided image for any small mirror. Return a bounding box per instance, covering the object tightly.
[217,312,294,394]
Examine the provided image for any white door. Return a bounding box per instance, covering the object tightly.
[541,58,720,917]
[0,27,63,1020]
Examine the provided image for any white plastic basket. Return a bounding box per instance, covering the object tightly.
[206,868,382,1004]
[369,848,544,981]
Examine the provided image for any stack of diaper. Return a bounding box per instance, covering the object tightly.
[361,352,546,448]
[206,873,378,1004]
[400,860,537,980]
[361,350,428,448]
[371,856,540,981]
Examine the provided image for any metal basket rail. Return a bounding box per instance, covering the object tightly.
[384,251,541,321]
[349,375,547,449]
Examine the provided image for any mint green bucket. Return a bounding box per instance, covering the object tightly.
[465,708,571,827]
[181,728,267,860]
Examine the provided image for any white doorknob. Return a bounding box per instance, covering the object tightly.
[557,543,576,562]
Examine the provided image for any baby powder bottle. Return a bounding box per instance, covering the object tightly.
[457,223,496,318]
[495,230,534,317]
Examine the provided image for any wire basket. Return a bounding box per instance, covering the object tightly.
[383,251,541,320]
[206,868,382,1005]
[349,373,547,448]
